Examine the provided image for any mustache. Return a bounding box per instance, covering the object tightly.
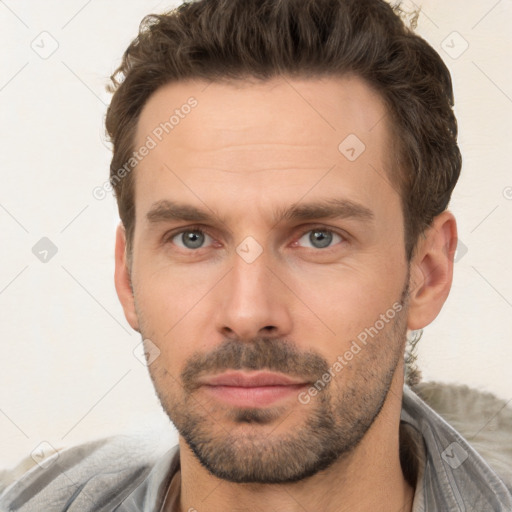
[181,336,330,392]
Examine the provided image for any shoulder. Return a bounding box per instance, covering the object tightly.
[0,430,174,512]
[412,380,512,490]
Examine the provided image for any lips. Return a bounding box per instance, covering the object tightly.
[196,371,310,408]
[197,371,308,387]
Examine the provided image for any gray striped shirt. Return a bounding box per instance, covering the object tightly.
[1,385,511,511]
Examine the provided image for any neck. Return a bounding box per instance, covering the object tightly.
[172,378,415,512]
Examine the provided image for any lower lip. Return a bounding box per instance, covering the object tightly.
[202,384,308,407]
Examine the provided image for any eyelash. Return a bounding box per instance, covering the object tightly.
[163,224,347,251]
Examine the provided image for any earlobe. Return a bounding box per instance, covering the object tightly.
[114,223,140,331]
[406,211,458,330]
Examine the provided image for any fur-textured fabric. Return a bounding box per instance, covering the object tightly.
[1,381,510,496]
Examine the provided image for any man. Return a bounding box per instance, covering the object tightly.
[1,0,511,510]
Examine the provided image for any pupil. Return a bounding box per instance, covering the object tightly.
[311,230,332,248]
[184,231,204,248]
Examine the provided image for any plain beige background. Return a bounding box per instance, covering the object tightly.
[1,0,511,469]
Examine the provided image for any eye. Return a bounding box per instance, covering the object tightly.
[296,228,344,249]
[170,229,214,250]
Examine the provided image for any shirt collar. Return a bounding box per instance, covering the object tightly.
[401,384,512,511]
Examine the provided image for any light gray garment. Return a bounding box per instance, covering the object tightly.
[1,385,511,511]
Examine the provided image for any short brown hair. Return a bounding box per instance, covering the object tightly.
[105,0,461,260]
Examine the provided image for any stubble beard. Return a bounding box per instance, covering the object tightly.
[139,287,410,484]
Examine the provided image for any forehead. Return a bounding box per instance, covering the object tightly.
[135,74,391,156]
[132,75,398,223]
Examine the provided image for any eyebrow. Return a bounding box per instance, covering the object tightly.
[276,198,374,224]
[146,200,213,223]
[145,198,374,226]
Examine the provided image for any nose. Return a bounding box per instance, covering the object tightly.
[214,250,293,342]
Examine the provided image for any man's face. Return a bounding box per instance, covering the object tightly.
[126,76,411,483]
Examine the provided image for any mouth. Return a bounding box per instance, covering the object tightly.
[197,371,310,407]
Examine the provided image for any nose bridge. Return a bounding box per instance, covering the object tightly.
[231,247,270,303]
[215,241,292,340]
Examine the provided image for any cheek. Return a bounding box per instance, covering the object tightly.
[290,261,405,345]
[134,258,214,325]
[133,268,214,370]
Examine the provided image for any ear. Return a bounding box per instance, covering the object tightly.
[114,223,139,331]
[407,210,458,330]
